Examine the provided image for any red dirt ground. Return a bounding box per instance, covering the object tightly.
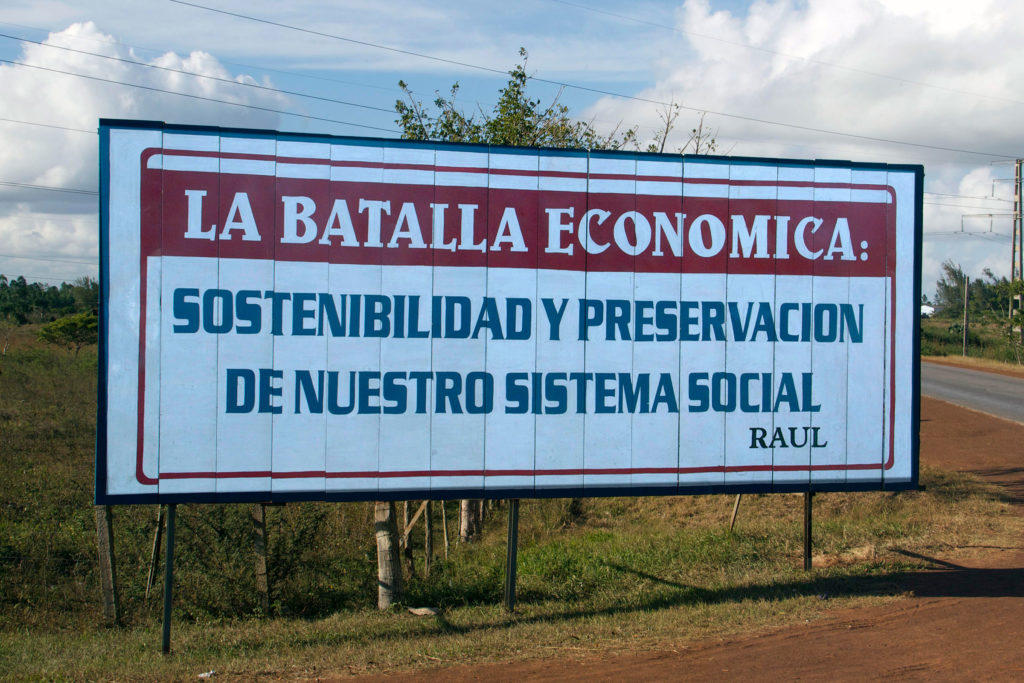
[355,391,1024,681]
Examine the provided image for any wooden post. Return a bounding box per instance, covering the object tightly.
[459,500,481,542]
[375,501,403,609]
[424,500,433,578]
[503,499,520,613]
[728,494,742,533]
[441,500,450,559]
[803,492,813,571]
[962,277,970,356]
[145,506,164,599]
[161,504,177,654]
[402,501,414,575]
[402,501,410,543]
[251,504,270,615]
[94,505,119,625]
[395,500,428,577]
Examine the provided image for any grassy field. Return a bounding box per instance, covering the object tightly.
[1,325,1021,680]
[920,315,1024,363]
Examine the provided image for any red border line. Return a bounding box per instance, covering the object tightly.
[134,147,902,487]
[154,149,896,194]
[158,461,886,480]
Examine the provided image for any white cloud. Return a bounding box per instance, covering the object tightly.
[584,0,1024,296]
[0,3,1020,297]
[0,22,287,282]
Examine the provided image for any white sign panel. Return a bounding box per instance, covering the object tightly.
[97,121,921,503]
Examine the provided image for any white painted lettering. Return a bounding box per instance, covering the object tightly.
[281,196,317,244]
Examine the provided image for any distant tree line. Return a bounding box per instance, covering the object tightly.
[929,259,1020,321]
[0,275,98,324]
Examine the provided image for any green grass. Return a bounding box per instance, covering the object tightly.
[1,326,1021,679]
[920,316,1024,363]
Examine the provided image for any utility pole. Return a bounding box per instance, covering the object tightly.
[962,275,970,357]
[999,160,1024,323]
[1011,160,1019,342]
[1012,164,1018,319]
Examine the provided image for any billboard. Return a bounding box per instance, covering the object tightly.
[97,120,921,504]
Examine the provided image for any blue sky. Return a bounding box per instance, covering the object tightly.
[1,0,1021,295]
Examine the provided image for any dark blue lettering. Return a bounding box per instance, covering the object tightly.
[382,371,406,414]
[258,368,283,414]
[295,370,324,412]
[506,372,529,414]
[291,293,316,336]
[203,289,232,334]
[465,372,493,414]
[172,288,199,333]
[358,371,381,414]
[225,368,254,413]
[235,290,261,334]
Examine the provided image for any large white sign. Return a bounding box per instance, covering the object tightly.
[97,121,921,504]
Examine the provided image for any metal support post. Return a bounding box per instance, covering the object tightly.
[252,504,269,615]
[1018,159,1023,339]
[161,504,177,655]
[145,505,165,599]
[962,277,970,356]
[1011,159,1023,323]
[424,500,433,578]
[803,492,814,571]
[729,494,742,533]
[95,505,120,625]
[503,499,520,612]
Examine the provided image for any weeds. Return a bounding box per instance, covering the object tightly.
[921,317,1024,362]
[1,325,1021,679]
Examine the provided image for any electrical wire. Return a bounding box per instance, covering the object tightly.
[0,18,398,94]
[0,253,97,266]
[923,232,1011,241]
[165,0,1021,159]
[0,180,97,196]
[0,273,85,283]
[0,32,396,115]
[546,0,1024,109]
[0,58,398,134]
[924,201,1017,210]
[925,191,1012,202]
[0,116,94,134]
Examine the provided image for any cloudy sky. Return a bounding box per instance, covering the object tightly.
[0,0,1021,296]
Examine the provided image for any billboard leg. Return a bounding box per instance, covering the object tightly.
[252,504,269,616]
[161,504,177,655]
[503,499,520,613]
[803,492,814,571]
[729,494,742,533]
[145,505,165,599]
[424,500,433,578]
[95,505,120,625]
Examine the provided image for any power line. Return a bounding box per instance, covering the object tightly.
[924,201,1016,210]
[926,230,1011,235]
[0,213,98,228]
[0,19,398,94]
[168,0,510,77]
[924,191,1012,203]
[0,116,94,135]
[0,253,97,267]
[0,180,97,196]
[923,231,1010,242]
[0,273,85,284]
[0,32,396,115]
[166,0,1019,159]
[0,58,398,134]
[547,0,1024,109]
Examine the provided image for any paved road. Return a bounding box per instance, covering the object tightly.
[921,362,1024,423]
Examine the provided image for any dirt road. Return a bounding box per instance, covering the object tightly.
[359,396,1024,681]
